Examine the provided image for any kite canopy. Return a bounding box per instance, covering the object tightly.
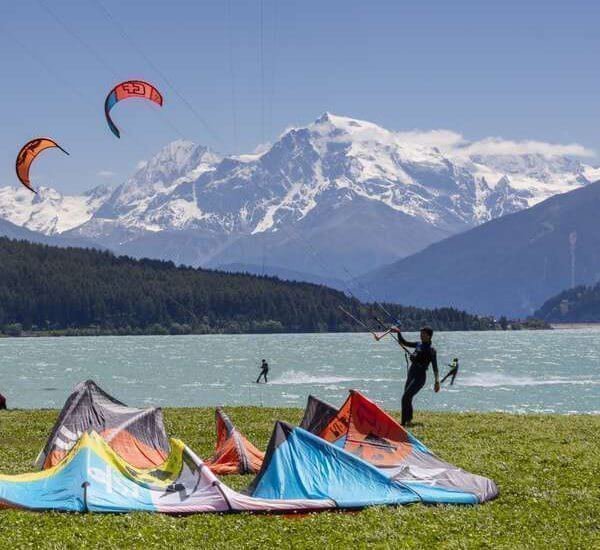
[15,138,69,193]
[205,408,264,475]
[36,380,170,470]
[104,80,163,138]
[0,385,498,514]
[0,431,333,514]
[249,422,421,508]
[299,395,338,434]
[316,390,499,504]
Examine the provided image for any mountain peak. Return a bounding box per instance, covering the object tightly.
[134,140,219,179]
[312,112,376,131]
[315,111,334,124]
[150,140,200,163]
[85,183,114,199]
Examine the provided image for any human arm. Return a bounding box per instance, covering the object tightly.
[432,350,440,392]
[389,327,417,348]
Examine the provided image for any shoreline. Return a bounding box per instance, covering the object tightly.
[0,324,553,338]
[550,322,600,329]
[2,406,598,416]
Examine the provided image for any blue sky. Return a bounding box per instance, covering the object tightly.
[1,0,598,193]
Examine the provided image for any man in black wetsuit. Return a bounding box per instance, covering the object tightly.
[390,326,440,426]
[256,359,269,384]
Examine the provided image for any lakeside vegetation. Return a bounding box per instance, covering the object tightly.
[0,407,597,548]
[0,237,542,337]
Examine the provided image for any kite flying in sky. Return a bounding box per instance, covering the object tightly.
[104,80,164,138]
[15,138,69,194]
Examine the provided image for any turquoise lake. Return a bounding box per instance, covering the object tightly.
[0,329,598,414]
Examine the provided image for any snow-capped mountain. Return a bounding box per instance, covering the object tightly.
[1,114,597,281]
[0,184,112,235]
[71,140,222,246]
[96,140,221,227]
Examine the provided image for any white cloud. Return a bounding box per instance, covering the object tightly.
[395,129,466,150]
[233,142,272,162]
[97,170,116,178]
[136,160,148,170]
[459,138,594,158]
[394,129,594,158]
[253,142,272,155]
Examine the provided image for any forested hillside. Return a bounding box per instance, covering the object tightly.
[0,238,495,335]
[535,283,600,322]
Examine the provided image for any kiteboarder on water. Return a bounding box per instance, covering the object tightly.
[389,326,440,426]
[441,358,459,385]
[256,359,269,384]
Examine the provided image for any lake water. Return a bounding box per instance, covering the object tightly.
[0,329,598,414]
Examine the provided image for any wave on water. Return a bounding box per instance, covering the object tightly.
[460,372,600,388]
[281,393,301,400]
[180,382,226,388]
[269,370,393,385]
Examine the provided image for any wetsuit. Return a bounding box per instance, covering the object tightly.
[397,334,438,426]
[256,361,269,383]
[441,361,459,385]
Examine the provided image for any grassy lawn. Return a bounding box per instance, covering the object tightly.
[0,407,598,549]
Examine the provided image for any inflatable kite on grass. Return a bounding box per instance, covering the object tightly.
[15,138,69,194]
[104,80,163,138]
[0,381,499,514]
[0,431,333,514]
[35,380,170,470]
[205,408,264,475]
[0,383,500,514]
[299,390,499,504]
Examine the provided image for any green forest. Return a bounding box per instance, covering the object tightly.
[535,283,600,322]
[0,237,502,335]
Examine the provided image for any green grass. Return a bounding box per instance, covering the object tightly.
[0,407,598,549]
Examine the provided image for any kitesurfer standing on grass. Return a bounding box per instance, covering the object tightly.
[389,326,440,426]
[256,359,269,384]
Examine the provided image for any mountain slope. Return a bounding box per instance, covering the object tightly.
[215,263,346,289]
[358,180,600,317]
[535,283,600,322]
[0,217,103,249]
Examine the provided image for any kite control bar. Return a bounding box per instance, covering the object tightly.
[338,306,411,369]
[339,306,400,343]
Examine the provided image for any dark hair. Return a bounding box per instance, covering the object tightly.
[420,326,434,337]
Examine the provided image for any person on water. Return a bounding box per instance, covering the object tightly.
[389,326,440,427]
[441,358,459,385]
[256,359,269,384]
